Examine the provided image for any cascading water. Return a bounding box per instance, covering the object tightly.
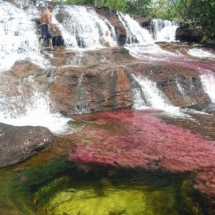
[117,13,177,59]
[187,48,215,59]
[200,70,215,103]
[0,0,119,133]
[150,19,179,42]
[0,76,70,133]
[0,0,206,133]
[117,12,153,45]
[0,1,73,133]
[0,0,50,72]
[52,5,117,49]
[74,76,90,114]
[131,73,182,116]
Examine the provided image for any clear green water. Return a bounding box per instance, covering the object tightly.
[0,155,203,215]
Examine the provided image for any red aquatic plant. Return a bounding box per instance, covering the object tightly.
[68,109,215,200]
[69,109,215,173]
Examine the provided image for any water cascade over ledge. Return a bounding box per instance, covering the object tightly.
[1,1,215,214]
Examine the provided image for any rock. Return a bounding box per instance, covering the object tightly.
[49,62,133,115]
[176,26,202,43]
[0,123,53,168]
[128,63,211,109]
[4,61,43,78]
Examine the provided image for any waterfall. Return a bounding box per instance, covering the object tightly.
[0,0,190,132]
[117,13,177,58]
[117,14,178,44]
[0,0,50,72]
[150,19,179,42]
[131,73,182,116]
[53,5,117,49]
[0,1,71,133]
[117,12,153,45]
[200,71,215,103]
[0,76,70,134]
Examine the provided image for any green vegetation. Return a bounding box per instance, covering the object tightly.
[170,0,215,40]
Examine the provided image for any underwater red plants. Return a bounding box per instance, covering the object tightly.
[69,109,215,198]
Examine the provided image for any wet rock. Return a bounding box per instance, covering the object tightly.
[128,63,211,110]
[52,36,65,47]
[176,26,202,43]
[3,61,43,78]
[49,63,133,115]
[0,123,53,168]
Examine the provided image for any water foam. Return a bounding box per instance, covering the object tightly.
[0,1,50,72]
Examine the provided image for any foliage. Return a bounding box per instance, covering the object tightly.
[170,0,215,40]
[124,0,151,16]
[97,0,127,13]
[63,0,93,5]
[149,0,178,20]
[61,0,153,16]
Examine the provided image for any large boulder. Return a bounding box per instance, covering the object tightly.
[176,26,202,43]
[49,62,133,115]
[0,123,53,168]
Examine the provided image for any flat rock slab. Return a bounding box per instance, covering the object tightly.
[0,123,53,168]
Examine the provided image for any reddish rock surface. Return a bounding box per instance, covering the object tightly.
[128,62,211,109]
[2,48,212,116]
[49,60,133,115]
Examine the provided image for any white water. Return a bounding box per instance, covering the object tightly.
[118,12,153,45]
[0,0,71,133]
[176,78,186,96]
[187,48,215,59]
[0,1,50,72]
[131,74,182,116]
[0,1,74,133]
[52,5,117,49]
[0,0,203,132]
[117,13,178,58]
[151,19,179,42]
[0,77,70,134]
[0,1,117,133]
[200,71,215,103]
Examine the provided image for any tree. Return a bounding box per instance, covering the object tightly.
[170,0,215,40]
[125,0,151,16]
[149,0,178,20]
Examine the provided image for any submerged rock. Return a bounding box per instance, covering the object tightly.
[0,123,53,168]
